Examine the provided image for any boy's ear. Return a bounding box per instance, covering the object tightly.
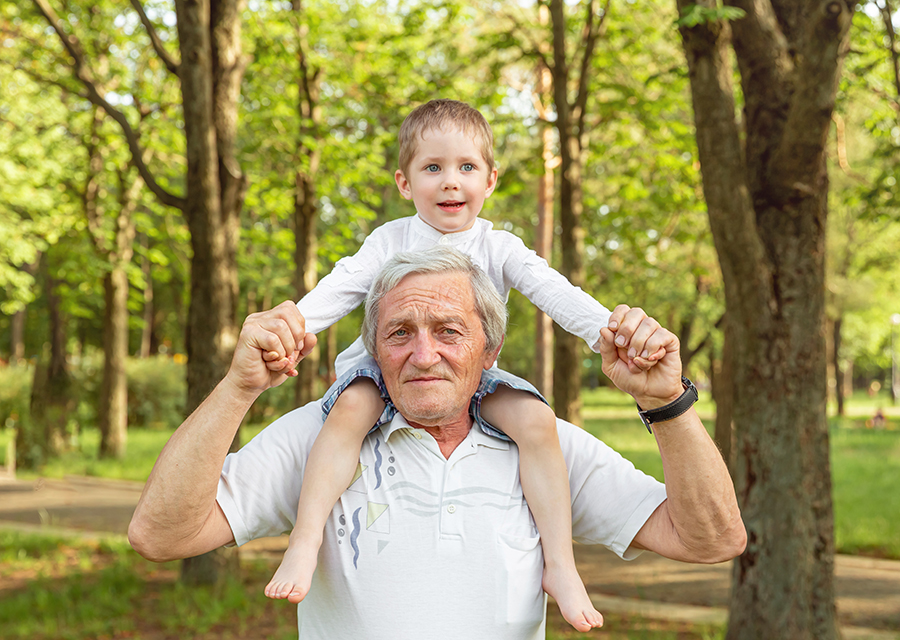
[484,167,499,198]
[395,170,413,200]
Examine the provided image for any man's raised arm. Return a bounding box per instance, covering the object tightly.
[128,302,315,562]
[600,305,747,564]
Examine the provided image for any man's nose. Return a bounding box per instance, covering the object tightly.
[408,333,442,368]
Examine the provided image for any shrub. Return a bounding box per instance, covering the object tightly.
[126,356,186,429]
[0,364,32,432]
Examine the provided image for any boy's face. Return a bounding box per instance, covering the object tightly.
[395,126,498,234]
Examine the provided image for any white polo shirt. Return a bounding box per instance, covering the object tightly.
[217,400,666,640]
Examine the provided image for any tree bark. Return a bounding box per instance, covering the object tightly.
[9,259,39,365]
[83,113,138,460]
[676,2,852,638]
[175,0,247,586]
[99,266,130,459]
[10,308,25,365]
[292,0,322,407]
[533,46,556,398]
[177,0,245,417]
[832,317,844,416]
[547,0,603,426]
[139,235,155,359]
[711,313,735,475]
[21,256,71,468]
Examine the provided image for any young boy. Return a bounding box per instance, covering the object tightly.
[265,99,655,633]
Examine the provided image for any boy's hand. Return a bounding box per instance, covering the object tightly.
[226,301,316,394]
[606,304,668,373]
[599,305,683,408]
[260,306,310,377]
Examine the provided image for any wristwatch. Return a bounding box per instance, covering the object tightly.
[637,376,698,433]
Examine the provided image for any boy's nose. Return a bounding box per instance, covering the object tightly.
[442,173,460,189]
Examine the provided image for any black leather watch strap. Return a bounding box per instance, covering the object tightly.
[637,376,698,433]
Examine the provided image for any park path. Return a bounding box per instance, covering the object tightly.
[0,474,898,639]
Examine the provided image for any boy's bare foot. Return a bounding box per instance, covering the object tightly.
[542,561,604,632]
[264,538,320,604]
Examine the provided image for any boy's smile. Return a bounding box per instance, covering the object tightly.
[395,126,498,234]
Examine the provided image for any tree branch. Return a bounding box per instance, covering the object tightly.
[129,0,181,76]
[879,0,900,104]
[573,0,609,138]
[30,0,186,211]
[768,1,854,196]
[676,0,772,316]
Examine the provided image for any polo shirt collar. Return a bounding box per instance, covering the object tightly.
[378,412,510,451]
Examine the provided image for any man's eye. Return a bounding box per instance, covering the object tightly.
[425,164,440,172]
[461,163,475,172]
[392,329,408,337]
[442,328,459,335]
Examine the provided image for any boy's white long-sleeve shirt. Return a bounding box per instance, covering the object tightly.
[297,214,611,374]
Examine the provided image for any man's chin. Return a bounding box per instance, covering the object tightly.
[395,400,466,428]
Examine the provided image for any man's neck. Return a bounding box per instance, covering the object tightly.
[408,415,472,459]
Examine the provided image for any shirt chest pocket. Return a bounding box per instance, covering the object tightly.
[494,530,545,625]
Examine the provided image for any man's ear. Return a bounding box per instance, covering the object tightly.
[483,335,504,370]
[395,170,413,200]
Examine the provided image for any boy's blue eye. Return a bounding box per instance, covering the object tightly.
[426,164,440,172]
[461,163,475,171]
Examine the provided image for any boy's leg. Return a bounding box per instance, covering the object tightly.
[481,386,604,632]
[265,378,385,603]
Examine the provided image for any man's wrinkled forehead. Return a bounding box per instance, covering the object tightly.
[378,273,473,324]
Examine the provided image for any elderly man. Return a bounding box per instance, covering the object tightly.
[129,246,745,640]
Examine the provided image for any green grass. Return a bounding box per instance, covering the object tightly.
[0,529,299,640]
[830,427,900,558]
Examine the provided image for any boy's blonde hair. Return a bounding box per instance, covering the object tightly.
[398,99,495,176]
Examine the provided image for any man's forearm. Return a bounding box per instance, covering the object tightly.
[128,377,259,561]
[636,409,746,563]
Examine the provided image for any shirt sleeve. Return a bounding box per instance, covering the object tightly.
[295,226,392,335]
[558,421,667,559]
[498,232,611,353]
[216,401,324,546]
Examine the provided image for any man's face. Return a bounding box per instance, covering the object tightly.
[394,126,498,234]
[374,271,497,428]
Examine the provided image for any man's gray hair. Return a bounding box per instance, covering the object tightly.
[361,246,507,355]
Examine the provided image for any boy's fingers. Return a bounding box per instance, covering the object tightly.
[607,304,631,331]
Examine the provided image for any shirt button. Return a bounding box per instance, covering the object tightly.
[447,504,456,513]
[438,236,451,245]
[413,431,422,440]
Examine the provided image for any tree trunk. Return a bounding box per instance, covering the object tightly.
[676,2,852,638]
[534,57,555,398]
[176,0,245,417]
[21,257,71,468]
[832,317,844,416]
[293,171,320,405]
[548,0,595,426]
[139,235,154,359]
[323,324,337,387]
[711,315,735,475]
[292,0,322,408]
[98,266,130,459]
[10,308,25,365]
[95,165,138,460]
[842,358,853,402]
[175,0,247,586]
